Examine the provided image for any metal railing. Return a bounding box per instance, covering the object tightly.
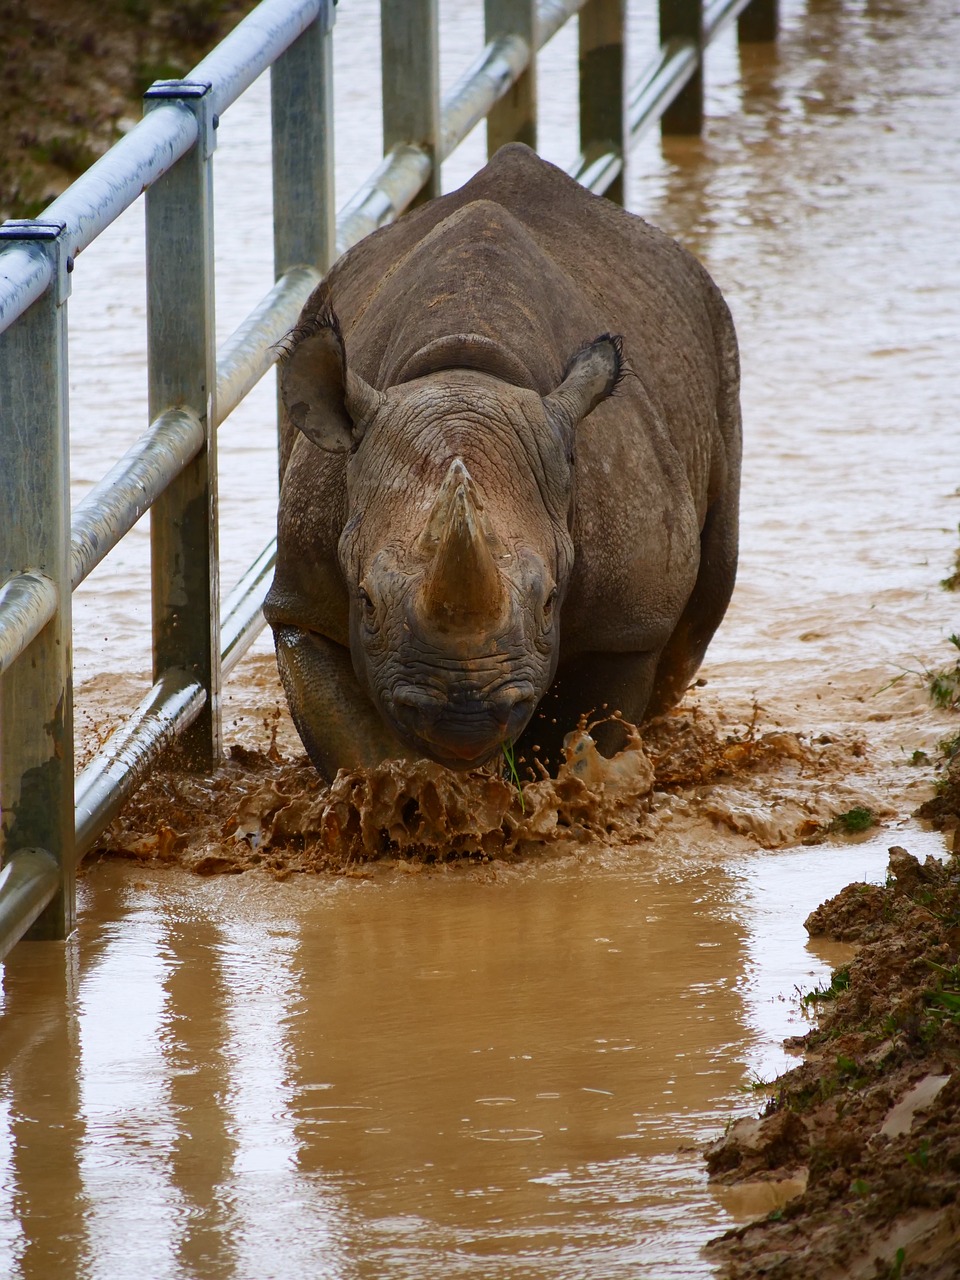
[0,0,777,959]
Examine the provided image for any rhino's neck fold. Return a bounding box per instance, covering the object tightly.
[417,459,506,633]
[395,334,535,390]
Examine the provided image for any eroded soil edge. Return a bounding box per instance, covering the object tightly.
[704,740,960,1280]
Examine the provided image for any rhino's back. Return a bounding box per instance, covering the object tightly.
[328,144,737,493]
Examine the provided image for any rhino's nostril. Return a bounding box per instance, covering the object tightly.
[393,686,440,712]
[493,692,534,734]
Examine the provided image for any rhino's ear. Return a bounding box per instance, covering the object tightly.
[543,333,624,445]
[280,306,385,453]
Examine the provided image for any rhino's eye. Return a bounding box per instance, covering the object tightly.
[543,587,558,622]
[358,586,376,619]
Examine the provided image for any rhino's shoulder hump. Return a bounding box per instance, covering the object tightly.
[463,143,590,210]
[324,148,582,322]
[347,195,603,390]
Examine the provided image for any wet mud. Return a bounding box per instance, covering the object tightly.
[706,846,960,1280]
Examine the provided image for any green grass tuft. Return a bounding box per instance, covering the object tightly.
[502,740,525,814]
[801,966,851,1006]
[832,806,876,834]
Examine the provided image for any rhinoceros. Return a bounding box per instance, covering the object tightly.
[263,144,741,780]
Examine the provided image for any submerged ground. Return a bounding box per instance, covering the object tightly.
[2,0,960,1276]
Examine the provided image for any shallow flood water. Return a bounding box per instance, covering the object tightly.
[3,0,960,1276]
[2,832,947,1280]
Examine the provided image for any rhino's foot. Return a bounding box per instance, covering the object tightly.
[516,649,662,777]
[273,627,414,782]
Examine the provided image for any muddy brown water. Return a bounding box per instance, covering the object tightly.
[3,1,960,1276]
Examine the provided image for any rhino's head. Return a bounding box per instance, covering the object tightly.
[275,307,621,771]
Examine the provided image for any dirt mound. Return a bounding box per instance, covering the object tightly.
[915,732,960,844]
[705,847,960,1280]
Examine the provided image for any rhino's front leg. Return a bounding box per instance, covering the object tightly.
[518,648,662,772]
[273,627,414,781]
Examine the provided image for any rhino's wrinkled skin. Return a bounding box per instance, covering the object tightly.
[264,145,741,780]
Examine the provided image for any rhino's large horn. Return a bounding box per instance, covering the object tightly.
[417,459,506,632]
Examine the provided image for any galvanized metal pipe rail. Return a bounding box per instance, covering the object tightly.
[0,0,779,960]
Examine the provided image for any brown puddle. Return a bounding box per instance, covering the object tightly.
[2,742,949,1279]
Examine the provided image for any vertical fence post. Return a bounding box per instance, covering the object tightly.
[272,0,336,278]
[660,0,704,135]
[144,83,220,769]
[579,0,626,204]
[382,0,441,203]
[739,0,779,43]
[485,0,538,156]
[0,224,75,940]
[271,0,336,478]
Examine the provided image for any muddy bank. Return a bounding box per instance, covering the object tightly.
[706,837,960,1280]
[0,0,257,219]
[701,730,960,1280]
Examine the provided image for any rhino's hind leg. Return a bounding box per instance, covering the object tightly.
[518,648,662,772]
[274,627,414,781]
[646,487,739,718]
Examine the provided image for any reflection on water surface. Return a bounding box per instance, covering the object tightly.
[3,837,937,1279]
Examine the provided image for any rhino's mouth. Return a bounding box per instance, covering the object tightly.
[387,679,536,769]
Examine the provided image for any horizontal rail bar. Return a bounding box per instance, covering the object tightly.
[335,145,434,258]
[0,571,58,676]
[216,266,321,424]
[628,37,700,141]
[439,34,531,162]
[191,0,329,120]
[70,408,204,590]
[0,849,61,963]
[704,0,756,42]
[221,538,277,679]
[74,668,206,860]
[537,0,588,45]
[567,148,623,195]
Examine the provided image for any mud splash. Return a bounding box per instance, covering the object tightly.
[92,697,878,878]
[95,716,650,873]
